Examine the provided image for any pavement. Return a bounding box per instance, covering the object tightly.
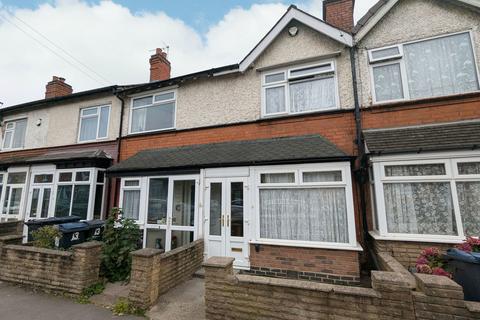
[147,277,206,320]
[0,281,142,320]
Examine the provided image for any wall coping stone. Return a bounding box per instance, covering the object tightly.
[72,241,102,249]
[377,252,416,289]
[0,235,23,242]
[236,274,380,298]
[465,301,480,314]
[131,248,164,258]
[203,256,235,268]
[161,239,203,259]
[371,270,412,288]
[414,273,463,291]
[4,244,73,257]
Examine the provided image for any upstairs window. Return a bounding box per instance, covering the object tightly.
[78,105,110,142]
[262,61,338,117]
[369,31,479,103]
[130,91,176,134]
[2,119,27,150]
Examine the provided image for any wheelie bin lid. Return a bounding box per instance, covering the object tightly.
[58,222,89,232]
[446,248,480,264]
[25,216,81,226]
[83,219,105,227]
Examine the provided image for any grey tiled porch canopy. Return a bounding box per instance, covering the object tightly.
[363,121,480,155]
[107,135,351,176]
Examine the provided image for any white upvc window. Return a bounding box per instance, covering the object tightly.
[2,118,27,150]
[119,174,199,251]
[129,90,176,134]
[53,168,105,221]
[261,60,339,117]
[371,153,480,242]
[0,168,28,220]
[369,31,480,104]
[78,105,110,142]
[253,163,358,250]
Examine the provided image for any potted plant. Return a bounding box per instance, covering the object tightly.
[446,237,480,302]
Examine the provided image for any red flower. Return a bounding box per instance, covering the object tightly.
[432,267,452,279]
[417,264,432,274]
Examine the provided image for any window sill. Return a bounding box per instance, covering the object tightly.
[260,107,343,120]
[369,230,465,244]
[249,239,364,251]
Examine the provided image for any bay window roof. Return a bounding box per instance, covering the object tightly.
[364,121,480,155]
[107,135,351,176]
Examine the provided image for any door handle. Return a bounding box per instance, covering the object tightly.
[227,215,230,227]
[221,214,224,227]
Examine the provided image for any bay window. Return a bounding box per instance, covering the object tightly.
[130,91,176,134]
[255,163,357,248]
[262,61,338,117]
[372,156,480,241]
[78,105,110,142]
[369,31,479,103]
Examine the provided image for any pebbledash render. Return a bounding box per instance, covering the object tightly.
[1,0,480,285]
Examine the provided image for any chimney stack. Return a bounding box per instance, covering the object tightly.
[323,0,355,33]
[45,76,73,99]
[149,48,171,82]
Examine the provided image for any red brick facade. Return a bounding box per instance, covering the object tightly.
[323,0,354,32]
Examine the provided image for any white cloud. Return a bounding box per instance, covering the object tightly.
[0,0,376,106]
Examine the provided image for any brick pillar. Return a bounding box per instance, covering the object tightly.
[129,248,163,308]
[203,257,235,320]
[72,241,103,290]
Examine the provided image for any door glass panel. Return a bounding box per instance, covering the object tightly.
[171,230,194,250]
[146,229,166,250]
[55,185,72,217]
[30,188,40,218]
[41,189,51,218]
[209,183,222,236]
[8,187,22,215]
[7,172,26,184]
[148,178,168,224]
[71,185,90,220]
[122,190,140,220]
[172,180,195,226]
[3,186,10,214]
[230,182,244,237]
[93,185,103,220]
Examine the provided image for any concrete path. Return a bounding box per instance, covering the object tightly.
[147,277,205,320]
[0,281,142,320]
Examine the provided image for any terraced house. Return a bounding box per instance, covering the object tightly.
[1,0,479,286]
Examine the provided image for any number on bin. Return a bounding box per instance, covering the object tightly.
[94,228,100,236]
[71,232,79,241]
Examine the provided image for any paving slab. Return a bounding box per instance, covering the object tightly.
[147,277,205,320]
[0,281,142,320]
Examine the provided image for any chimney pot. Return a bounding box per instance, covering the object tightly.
[150,48,171,82]
[45,76,73,99]
[323,0,355,33]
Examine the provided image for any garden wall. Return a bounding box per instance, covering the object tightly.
[0,241,102,295]
[129,239,204,308]
[0,220,23,237]
[204,253,480,320]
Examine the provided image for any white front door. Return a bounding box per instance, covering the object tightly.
[205,177,249,268]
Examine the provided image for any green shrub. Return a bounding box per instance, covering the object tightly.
[76,282,105,304]
[101,208,141,282]
[31,225,62,249]
[112,298,146,317]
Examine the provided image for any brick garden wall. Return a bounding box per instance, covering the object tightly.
[0,241,102,295]
[204,254,480,320]
[129,239,204,308]
[245,244,360,285]
[0,220,23,237]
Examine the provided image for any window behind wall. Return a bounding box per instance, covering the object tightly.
[369,32,479,103]
[130,91,175,133]
[262,61,338,117]
[78,105,110,142]
[2,119,27,150]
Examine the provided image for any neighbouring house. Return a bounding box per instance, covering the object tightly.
[353,0,480,268]
[0,77,128,225]
[107,3,364,283]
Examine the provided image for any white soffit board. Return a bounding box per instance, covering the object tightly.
[239,7,353,73]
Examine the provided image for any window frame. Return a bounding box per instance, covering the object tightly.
[0,167,29,219]
[261,60,340,118]
[77,105,111,143]
[253,163,358,250]
[368,30,480,105]
[2,118,28,150]
[371,152,480,242]
[128,89,177,135]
